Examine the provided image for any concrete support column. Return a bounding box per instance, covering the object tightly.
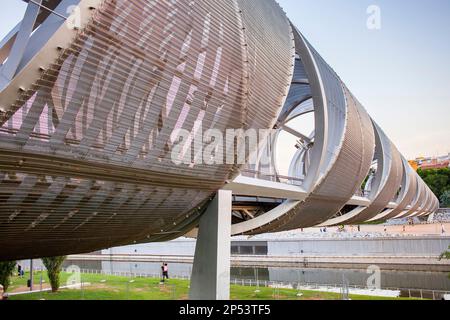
[189,190,232,300]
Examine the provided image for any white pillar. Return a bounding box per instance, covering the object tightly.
[189,190,232,300]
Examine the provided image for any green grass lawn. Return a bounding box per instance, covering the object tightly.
[6,272,419,300]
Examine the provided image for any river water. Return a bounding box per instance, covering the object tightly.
[17,258,450,292]
[62,259,449,291]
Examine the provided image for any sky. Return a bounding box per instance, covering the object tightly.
[277,0,450,159]
[0,0,449,160]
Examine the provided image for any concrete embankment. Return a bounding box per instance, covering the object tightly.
[68,254,450,272]
[67,236,450,272]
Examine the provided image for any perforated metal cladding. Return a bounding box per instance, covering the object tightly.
[0,0,295,260]
[244,82,376,234]
[416,189,430,216]
[280,86,375,230]
[346,143,403,224]
[316,88,375,197]
[397,162,422,217]
[0,172,211,259]
[242,54,311,180]
[369,123,393,200]
[423,187,435,215]
[4,0,244,179]
[400,177,424,218]
[414,182,429,215]
[390,158,408,205]
[236,0,295,130]
[383,161,418,219]
[400,168,439,218]
[233,24,437,235]
[306,44,347,182]
[423,193,434,215]
[434,196,440,211]
[419,187,434,216]
[427,188,437,213]
[432,197,440,212]
[233,0,295,179]
[427,192,436,213]
[278,57,312,123]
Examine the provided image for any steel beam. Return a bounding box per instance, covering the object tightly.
[0,0,42,87]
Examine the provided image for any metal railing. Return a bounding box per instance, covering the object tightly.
[241,169,304,185]
[49,268,449,300]
[228,277,450,300]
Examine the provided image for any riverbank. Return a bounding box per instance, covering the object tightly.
[69,254,450,272]
[6,272,420,300]
[95,235,450,272]
[232,223,450,239]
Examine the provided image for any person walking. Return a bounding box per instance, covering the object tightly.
[0,284,6,300]
[162,263,169,281]
[17,264,22,277]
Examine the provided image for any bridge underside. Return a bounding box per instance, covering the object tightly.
[0,0,438,261]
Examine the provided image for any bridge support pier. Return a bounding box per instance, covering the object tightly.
[189,190,232,300]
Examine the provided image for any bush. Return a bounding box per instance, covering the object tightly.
[0,261,17,292]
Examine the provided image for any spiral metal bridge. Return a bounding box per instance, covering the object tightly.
[0,0,438,267]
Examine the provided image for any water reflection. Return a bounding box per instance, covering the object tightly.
[66,260,450,291]
[18,259,450,291]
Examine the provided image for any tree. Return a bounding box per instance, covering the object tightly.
[440,246,450,279]
[440,190,450,208]
[417,168,450,206]
[0,261,17,292]
[42,256,66,292]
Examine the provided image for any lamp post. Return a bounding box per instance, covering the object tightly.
[29,259,33,291]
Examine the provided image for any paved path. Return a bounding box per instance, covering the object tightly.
[305,223,450,236]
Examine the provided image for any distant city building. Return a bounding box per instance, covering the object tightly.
[408,160,419,171]
[410,153,450,171]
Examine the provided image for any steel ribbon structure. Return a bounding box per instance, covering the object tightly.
[0,0,438,261]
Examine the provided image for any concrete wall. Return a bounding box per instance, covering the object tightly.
[100,260,193,277]
[266,268,450,291]
[267,237,450,257]
[104,240,196,256]
[102,237,450,257]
